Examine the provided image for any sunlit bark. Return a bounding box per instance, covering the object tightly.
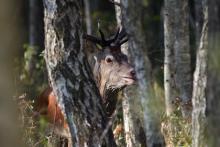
[192,0,208,146]
[44,0,115,146]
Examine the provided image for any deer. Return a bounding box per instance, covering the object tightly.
[35,28,136,146]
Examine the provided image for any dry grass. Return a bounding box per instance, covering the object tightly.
[16,93,61,147]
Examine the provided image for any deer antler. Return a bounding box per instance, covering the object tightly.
[83,27,128,48]
[114,28,128,46]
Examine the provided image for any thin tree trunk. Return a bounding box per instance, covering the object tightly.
[163,0,192,146]
[44,0,116,146]
[174,0,192,119]
[119,0,165,146]
[192,0,208,146]
[83,0,92,35]
[164,0,178,116]
[162,1,177,145]
[164,0,192,119]
[114,1,147,146]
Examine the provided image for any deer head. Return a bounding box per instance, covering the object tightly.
[84,28,136,97]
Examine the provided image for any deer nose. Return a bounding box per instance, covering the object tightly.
[129,69,136,77]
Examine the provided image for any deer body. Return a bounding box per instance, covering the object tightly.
[35,28,136,145]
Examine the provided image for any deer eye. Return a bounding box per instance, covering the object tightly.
[105,56,113,64]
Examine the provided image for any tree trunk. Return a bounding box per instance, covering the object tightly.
[83,0,92,35]
[119,0,165,146]
[163,0,192,146]
[192,0,208,146]
[114,1,147,146]
[174,0,192,119]
[44,0,115,146]
[163,0,178,116]
[164,0,192,119]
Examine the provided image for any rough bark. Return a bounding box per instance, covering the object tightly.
[192,0,208,146]
[114,1,148,146]
[164,0,192,119]
[44,0,115,146]
[120,0,165,146]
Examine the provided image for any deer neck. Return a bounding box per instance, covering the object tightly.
[98,79,120,116]
[99,80,119,99]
